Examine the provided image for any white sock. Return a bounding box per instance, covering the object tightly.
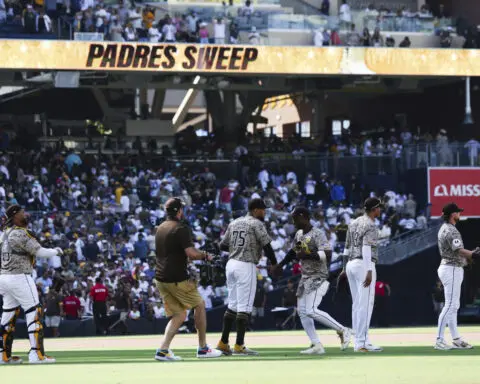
[300,316,320,345]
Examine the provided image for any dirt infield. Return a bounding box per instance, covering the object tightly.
[11,327,480,351]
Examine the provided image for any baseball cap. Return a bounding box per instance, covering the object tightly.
[165,197,185,215]
[442,203,464,217]
[364,197,383,211]
[5,205,22,220]
[291,206,310,218]
[248,198,267,211]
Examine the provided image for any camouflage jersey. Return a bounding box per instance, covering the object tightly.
[293,227,331,297]
[220,214,271,264]
[0,226,41,275]
[345,214,379,264]
[438,223,465,268]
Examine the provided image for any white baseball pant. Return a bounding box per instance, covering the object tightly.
[437,264,463,341]
[0,274,40,310]
[297,281,345,345]
[346,259,376,349]
[226,259,257,314]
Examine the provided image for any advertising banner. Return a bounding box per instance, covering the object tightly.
[428,167,480,218]
[1,40,480,76]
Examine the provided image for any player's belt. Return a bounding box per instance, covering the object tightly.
[349,256,377,264]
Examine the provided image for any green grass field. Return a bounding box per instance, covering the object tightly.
[4,327,480,384]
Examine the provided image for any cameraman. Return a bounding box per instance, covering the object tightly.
[154,197,222,361]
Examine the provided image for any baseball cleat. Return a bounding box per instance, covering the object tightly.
[300,343,325,355]
[196,346,223,359]
[216,340,233,356]
[339,328,352,351]
[233,344,259,356]
[434,339,453,351]
[0,356,23,365]
[452,339,473,350]
[28,351,56,364]
[354,347,369,353]
[365,344,383,352]
[154,349,182,361]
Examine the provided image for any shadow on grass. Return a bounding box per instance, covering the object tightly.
[6,346,480,366]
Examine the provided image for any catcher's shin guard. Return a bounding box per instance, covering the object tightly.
[0,307,21,362]
[25,305,46,359]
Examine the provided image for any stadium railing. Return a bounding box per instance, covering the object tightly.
[378,220,442,265]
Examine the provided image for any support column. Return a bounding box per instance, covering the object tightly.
[223,91,237,144]
[139,88,148,119]
[151,89,166,119]
[205,90,224,134]
[463,76,474,124]
[312,96,326,139]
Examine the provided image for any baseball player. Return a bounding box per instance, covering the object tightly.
[0,205,63,364]
[216,199,278,356]
[435,203,479,350]
[276,207,352,355]
[340,197,382,352]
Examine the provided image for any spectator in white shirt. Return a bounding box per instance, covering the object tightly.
[129,304,141,320]
[286,170,297,185]
[186,11,198,34]
[120,190,130,213]
[110,18,124,41]
[129,7,142,29]
[242,0,254,16]
[304,173,316,204]
[258,167,269,191]
[124,23,137,41]
[81,0,95,12]
[416,212,427,230]
[378,222,391,245]
[138,274,149,293]
[213,17,226,44]
[148,23,162,43]
[248,26,260,44]
[257,256,268,278]
[465,138,480,166]
[339,0,352,26]
[363,137,373,155]
[399,215,416,231]
[326,205,338,226]
[153,303,166,319]
[314,27,325,46]
[162,18,177,42]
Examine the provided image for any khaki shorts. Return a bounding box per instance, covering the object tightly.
[155,280,203,317]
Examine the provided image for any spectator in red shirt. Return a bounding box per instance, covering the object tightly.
[63,292,82,320]
[219,185,234,213]
[292,262,302,276]
[374,280,391,327]
[90,278,109,335]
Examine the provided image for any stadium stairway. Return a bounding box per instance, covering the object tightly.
[378,221,442,265]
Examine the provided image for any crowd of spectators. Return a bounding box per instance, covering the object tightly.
[0,138,430,332]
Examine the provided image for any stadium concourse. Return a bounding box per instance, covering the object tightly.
[0,145,428,331]
[0,0,476,49]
